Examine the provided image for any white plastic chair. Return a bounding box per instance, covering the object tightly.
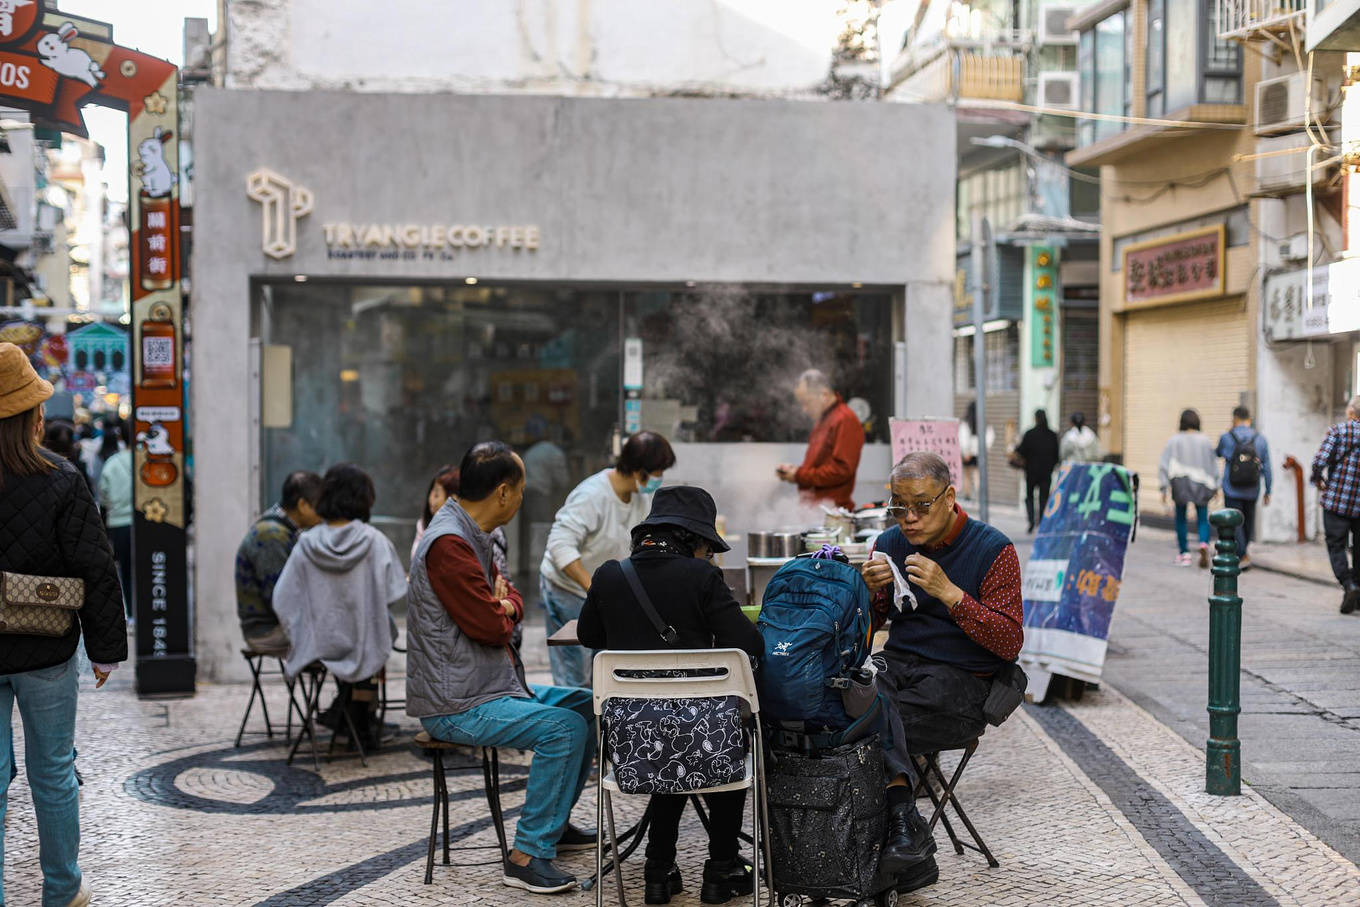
[591,648,773,907]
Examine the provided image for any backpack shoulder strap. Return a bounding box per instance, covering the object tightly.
[618,559,678,647]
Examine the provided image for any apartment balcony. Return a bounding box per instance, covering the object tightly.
[887,42,1025,105]
[1217,0,1306,42]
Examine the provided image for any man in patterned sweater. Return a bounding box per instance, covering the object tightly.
[861,451,1025,890]
[235,471,323,655]
[1311,396,1360,613]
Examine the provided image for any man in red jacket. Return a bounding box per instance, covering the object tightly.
[776,369,865,509]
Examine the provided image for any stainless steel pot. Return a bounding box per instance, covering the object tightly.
[853,508,892,533]
[747,531,773,558]
[749,530,802,558]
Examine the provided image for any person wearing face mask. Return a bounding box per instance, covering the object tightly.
[775,368,865,510]
[539,431,676,688]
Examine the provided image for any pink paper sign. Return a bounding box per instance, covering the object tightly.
[890,418,964,486]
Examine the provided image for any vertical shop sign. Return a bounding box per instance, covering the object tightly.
[1031,247,1057,368]
[0,6,192,693]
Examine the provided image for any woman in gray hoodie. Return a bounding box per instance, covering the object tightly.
[1158,409,1218,568]
[274,463,407,747]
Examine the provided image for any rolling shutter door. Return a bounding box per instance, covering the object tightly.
[1123,298,1248,512]
[1062,308,1099,427]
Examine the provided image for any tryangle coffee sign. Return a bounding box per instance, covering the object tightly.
[246,168,541,262]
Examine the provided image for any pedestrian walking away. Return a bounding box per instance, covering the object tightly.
[1159,409,1218,568]
[1311,396,1360,613]
[0,342,127,907]
[1014,409,1060,533]
[1059,412,1101,463]
[1216,406,1271,569]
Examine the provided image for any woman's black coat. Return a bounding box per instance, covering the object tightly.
[577,547,762,657]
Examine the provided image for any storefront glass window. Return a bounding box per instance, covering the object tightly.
[624,288,894,444]
[258,282,621,563]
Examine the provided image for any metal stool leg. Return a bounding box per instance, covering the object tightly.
[937,745,998,867]
[287,669,325,772]
[425,750,444,884]
[483,747,509,862]
[235,654,273,747]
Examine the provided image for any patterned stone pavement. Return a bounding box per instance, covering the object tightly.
[5,643,1360,907]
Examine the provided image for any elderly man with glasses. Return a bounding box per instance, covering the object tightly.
[859,450,1025,886]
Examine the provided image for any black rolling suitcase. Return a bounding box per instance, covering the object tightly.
[765,733,901,907]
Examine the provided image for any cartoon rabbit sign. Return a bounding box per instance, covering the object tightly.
[138,127,177,198]
[37,21,104,88]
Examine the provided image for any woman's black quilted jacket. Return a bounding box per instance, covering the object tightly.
[0,452,127,674]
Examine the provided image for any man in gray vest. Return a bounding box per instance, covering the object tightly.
[408,441,596,893]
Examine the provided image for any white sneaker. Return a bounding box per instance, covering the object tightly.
[66,882,91,907]
[1174,552,1193,567]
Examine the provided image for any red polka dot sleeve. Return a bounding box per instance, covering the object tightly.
[951,543,1024,661]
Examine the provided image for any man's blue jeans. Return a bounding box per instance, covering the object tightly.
[540,574,594,688]
[0,653,82,907]
[422,684,595,860]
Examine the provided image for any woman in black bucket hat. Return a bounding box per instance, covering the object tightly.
[577,485,762,905]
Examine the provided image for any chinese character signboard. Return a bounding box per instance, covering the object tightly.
[1263,259,1360,341]
[889,418,963,486]
[1020,463,1137,702]
[1123,224,1225,308]
[1030,246,1057,368]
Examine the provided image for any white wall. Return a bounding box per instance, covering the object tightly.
[228,0,848,95]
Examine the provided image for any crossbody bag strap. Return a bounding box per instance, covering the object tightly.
[618,559,678,646]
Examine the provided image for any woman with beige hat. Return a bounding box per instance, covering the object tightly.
[0,341,125,907]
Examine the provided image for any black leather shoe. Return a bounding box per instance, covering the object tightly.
[880,801,937,875]
[557,823,597,852]
[895,854,939,894]
[700,857,753,904]
[1342,581,1360,614]
[644,860,683,904]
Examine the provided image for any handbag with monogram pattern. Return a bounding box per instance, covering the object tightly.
[0,572,83,637]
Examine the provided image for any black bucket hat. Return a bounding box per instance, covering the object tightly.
[634,485,730,553]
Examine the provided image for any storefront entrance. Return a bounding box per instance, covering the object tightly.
[256,279,895,579]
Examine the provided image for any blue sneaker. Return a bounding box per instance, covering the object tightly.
[502,856,577,894]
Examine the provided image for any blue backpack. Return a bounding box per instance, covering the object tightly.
[756,556,873,729]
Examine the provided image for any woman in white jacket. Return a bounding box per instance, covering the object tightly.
[1158,409,1218,568]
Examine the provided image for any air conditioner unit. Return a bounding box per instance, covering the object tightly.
[1037,4,1079,45]
[1254,73,1329,136]
[1254,130,1333,196]
[1038,72,1079,110]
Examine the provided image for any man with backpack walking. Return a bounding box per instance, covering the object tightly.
[1216,406,1272,568]
[1312,397,1360,613]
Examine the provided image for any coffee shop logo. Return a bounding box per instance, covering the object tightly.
[246,168,314,260]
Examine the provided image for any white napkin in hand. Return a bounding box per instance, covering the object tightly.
[870,551,918,613]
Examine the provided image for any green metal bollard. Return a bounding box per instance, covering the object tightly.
[1207,508,1244,796]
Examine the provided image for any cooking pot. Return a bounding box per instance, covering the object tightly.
[853,508,892,533]
[748,531,802,558]
[803,528,840,552]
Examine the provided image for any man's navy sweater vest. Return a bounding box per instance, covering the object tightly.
[876,518,1012,674]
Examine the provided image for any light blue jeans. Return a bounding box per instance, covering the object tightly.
[0,653,82,907]
[1174,502,1211,554]
[422,684,595,860]
[540,574,594,688]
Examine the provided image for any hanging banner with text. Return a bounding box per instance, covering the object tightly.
[889,418,963,486]
[1019,462,1137,702]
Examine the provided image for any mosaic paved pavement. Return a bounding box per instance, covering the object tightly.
[6,644,1360,907]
